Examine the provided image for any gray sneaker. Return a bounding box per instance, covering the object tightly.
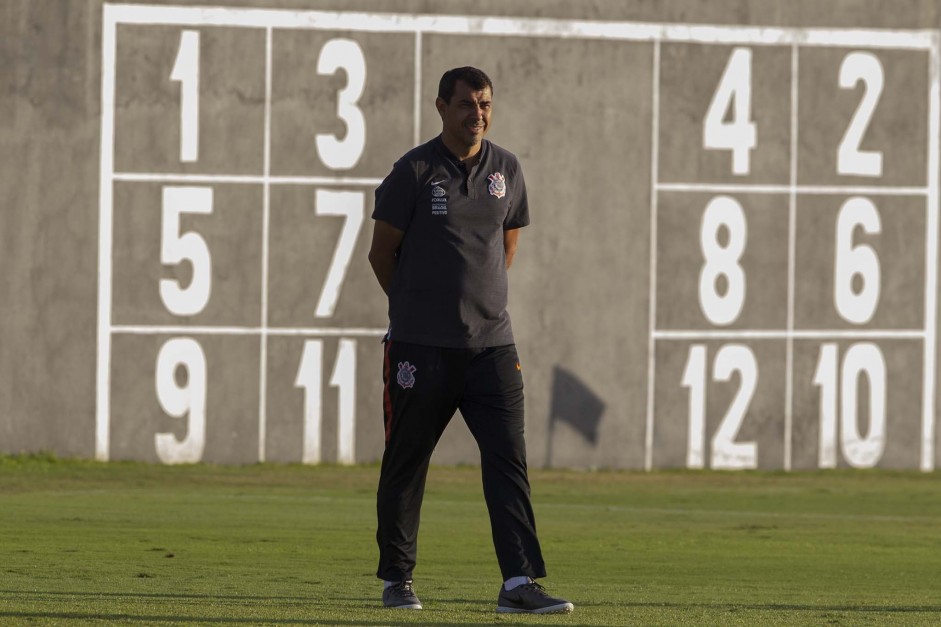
[382,580,422,609]
[496,581,574,614]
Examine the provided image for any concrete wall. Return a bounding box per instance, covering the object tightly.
[3,0,941,470]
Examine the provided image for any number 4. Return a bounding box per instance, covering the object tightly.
[704,47,757,176]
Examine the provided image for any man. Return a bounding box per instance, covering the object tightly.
[368,66,573,615]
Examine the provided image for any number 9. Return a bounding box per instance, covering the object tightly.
[155,338,207,464]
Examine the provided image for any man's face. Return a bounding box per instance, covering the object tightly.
[436,80,492,151]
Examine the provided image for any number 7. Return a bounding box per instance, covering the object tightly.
[314,189,364,318]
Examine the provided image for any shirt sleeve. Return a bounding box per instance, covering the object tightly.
[372,158,417,232]
[504,158,530,230]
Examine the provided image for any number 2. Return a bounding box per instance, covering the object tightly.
[837,52,884,177]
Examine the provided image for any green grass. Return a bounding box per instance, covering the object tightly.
[1,454,941,625]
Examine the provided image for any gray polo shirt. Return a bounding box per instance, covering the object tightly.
[372,135,530,348]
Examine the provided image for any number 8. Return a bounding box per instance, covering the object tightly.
[699,196,747,326]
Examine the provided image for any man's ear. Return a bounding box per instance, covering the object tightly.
[435,97,447,118]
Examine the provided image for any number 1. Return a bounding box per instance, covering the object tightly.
[171,30,200,163]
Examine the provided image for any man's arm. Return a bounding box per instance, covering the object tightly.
[368,219,405,295]
[504,228,520,269]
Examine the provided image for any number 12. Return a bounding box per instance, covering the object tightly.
[681,344,759,469]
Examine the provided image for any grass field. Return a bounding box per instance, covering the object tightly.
[1,455,940,625]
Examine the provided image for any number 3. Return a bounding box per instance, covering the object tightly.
[316,39,367,170]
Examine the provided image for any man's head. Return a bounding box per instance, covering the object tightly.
[436,67,493,153]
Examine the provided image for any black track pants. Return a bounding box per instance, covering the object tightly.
[375,341,547,582]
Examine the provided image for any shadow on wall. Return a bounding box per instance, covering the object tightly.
[546,365,606,467]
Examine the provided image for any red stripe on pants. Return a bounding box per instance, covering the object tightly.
[383,340,393,442]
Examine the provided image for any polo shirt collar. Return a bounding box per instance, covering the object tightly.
[434,134,489,171]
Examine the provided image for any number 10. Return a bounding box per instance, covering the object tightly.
[813,343,886,468]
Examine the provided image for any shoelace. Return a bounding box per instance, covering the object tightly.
[519,581,550,597]
[397,580,415,594]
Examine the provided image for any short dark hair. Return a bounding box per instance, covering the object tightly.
[437,67,493,103]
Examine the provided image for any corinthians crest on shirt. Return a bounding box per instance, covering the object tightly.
[488,172,506,198]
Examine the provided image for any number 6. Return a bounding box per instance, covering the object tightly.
[834,197,881,324]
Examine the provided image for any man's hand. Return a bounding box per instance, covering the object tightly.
[368,220,405,295]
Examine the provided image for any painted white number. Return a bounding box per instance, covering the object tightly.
[160,186,213,316]
[316,39,367,170]
[155,338,206,464]
[170,30,199,163]
[837,52,884,177]
[315,190,365,318]
[703,47,756,176]
[834,197,881,324]
[699,196,747,326]
[681,344,759,470]
[295,339,357,464]
[813,343,886,468]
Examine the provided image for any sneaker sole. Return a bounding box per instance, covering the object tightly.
[497,602,574,614]
[385,603,422,609]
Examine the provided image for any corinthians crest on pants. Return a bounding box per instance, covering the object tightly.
[397,361,417,389]
[488,172,506,198]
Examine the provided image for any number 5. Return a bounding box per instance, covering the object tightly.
[160,186,213,316]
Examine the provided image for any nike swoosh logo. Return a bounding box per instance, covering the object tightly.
[431,179,447,186]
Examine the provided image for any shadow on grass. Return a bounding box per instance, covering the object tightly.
[3,591,941,626]
[0,615,524,627]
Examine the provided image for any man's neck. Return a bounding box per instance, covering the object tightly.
[440,134,482,165]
